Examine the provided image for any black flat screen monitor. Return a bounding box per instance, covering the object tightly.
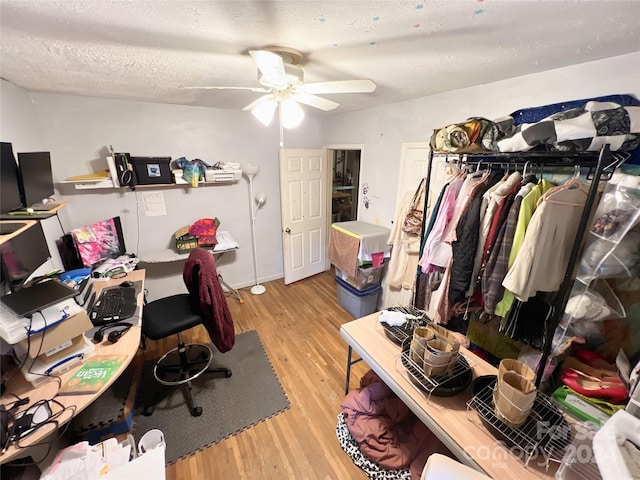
[0,222,51,292]
[1,142,24,213]
[17,152,54,207]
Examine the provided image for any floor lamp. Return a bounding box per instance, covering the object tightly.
[244,164,266,295]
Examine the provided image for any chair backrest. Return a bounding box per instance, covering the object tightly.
[183,248,216,315]
[183,247,236,353]
[185,260,201,314]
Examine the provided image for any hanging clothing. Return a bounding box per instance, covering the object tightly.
[482,182,536,314]
[385,188,425,290]
[432,176,489,323]
[420,175,464,273]
[449,172,502,303]
[502,185,588,301]
[494,179,554,317]
[429,173,486,269]
[468,171,522,296]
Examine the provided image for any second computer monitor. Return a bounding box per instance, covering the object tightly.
[1,142,24,213]
[17,151,54,207]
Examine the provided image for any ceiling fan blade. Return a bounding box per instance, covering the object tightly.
[298,79,376,94]
[180,86,270,93]
[292,92,339,111]
[242,94,274,111]
[249,50,288,90]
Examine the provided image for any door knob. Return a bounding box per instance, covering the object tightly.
[285,228,291,234]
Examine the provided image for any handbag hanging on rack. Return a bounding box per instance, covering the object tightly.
[402,178,426,235]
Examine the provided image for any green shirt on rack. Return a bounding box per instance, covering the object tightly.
[494,178,554,318]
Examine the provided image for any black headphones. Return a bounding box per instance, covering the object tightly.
[93,322,133,343]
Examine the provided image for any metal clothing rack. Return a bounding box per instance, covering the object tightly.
[415,144,628,387]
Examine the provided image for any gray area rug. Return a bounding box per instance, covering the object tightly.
[133,330,290,464]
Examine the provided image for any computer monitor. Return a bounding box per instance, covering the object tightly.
[1,142,25,213]
[70,216,126,268]
[17,152,54,207]
[0,222,51,292]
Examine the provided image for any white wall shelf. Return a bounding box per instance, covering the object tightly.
[63,169,242,190]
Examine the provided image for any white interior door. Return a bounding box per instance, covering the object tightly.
[397,142,449,219]
[280,148,327,285]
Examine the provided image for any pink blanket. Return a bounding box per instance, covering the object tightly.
[341,371,451,478]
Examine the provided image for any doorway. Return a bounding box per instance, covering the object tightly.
[330,149,361,222]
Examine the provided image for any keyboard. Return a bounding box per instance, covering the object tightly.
[89,286,137,325]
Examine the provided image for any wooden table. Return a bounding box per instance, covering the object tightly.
[0,270,145,464]
[340,312,559,480]
[0,200,69,221]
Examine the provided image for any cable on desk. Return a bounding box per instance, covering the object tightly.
[3,398,77,465]
[24,314,62,390]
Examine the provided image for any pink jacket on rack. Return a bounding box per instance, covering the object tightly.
[184,248,235,353]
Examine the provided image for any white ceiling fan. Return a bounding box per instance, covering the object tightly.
[183,47,376,129]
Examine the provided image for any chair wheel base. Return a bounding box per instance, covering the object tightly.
[142,405,155,416]
[154,343,213,386]
[225,370,232,378]
[191,406,203,417]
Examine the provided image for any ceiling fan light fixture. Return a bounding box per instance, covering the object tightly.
[251,98,278,126]
[281,99,305,129]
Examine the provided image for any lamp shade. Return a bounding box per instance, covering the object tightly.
[251,98,278,126]
[244,164,260,176]
[281,99,305,129]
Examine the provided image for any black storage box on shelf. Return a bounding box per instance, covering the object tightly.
[129,156,172,185]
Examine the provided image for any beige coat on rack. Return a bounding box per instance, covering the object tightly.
[381,185,425,308]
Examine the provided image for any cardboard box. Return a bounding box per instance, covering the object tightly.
[18,310,92,360]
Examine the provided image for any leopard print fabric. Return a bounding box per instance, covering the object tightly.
[335,413,411,480]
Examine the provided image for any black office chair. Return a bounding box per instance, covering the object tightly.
[141,249,232,417]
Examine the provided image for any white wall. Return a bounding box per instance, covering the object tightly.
[0,83,323,300]
[324,52,640,228]
[0,81,65,278]
[2,51,639,300]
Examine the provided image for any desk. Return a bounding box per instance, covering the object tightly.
[0,201,69,221]
[340,312,558,480]
[0,270,145,464]
[141,231,243,303]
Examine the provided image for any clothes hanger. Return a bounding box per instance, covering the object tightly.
[539,163,589,206]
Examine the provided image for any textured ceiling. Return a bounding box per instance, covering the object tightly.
[1,0,639,116]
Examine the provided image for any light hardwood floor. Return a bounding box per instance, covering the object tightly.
[139,270,371,480]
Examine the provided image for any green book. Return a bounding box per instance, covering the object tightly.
[58,355,125,395]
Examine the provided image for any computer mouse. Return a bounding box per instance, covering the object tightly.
[119,281,134,288]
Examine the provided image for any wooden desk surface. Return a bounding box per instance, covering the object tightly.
[0,200,68,222]
[0,270,145,464]
[340,313,558,480]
